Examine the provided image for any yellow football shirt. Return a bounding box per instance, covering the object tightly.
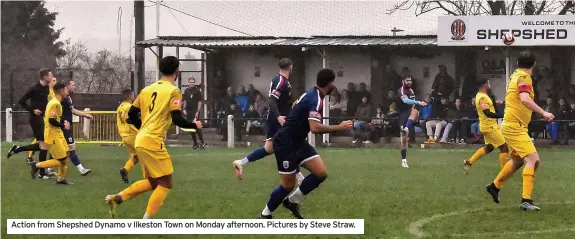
[44,98,64,142]
[475,91,498,132]
[116,101,138,139]
[503,69,534,127]
[133,79,183,148]
[48,88,55,101]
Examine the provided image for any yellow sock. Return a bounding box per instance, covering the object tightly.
[522,167,535,200]
[123,157,136,172]
[468,147,487,165]
[145,185,170,218]
[493,161,515,189]
[28,139,38,158]
[120,180,153,202]
[498,153,508,169]
[57,158,68,178]
[37,159,61,168]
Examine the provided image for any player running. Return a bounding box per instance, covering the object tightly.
[26,77,56,169]
[28,82,73,185]
[105,56,202,219]
[61,79,93,176]
[7,69,53,179]
[485,50,554,211]
[463,79,508,173]
[397,76,426,168]
[233,58,305,183]
[258,68,352,219]
[116,89,140,184]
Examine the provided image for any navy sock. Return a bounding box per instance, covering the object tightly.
[247,147,270,162]
[401,149,407,159]
[406,119,415,129]
[266,185,291,212]
[299,174,326,195]
[69,150,81,166]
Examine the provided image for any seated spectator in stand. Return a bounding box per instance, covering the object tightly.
[440,98,466,143]
[425,96,449,143]
[221,103,243,141]
[367,106,385,143]
[352,96,372,143]
[418,94,433,134]
[234,87,250,116]
[329,94,343,125]
[543,97,559,144]
[247,84,260,104]
[382,90,396,113]
[254,93,268,117]
[244,105,261,135]
[383,103,400,139]
[557,98,569,144]
[340,89,350,117]
[223,87,236,108]
[466,97,480,143]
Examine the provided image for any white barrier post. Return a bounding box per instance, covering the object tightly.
[6,108,13,142]
[83,108,91,140]
[227,115,234,148]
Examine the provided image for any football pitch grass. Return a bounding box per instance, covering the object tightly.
[2,144,575,239]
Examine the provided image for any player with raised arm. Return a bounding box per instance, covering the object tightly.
[7,69,53,179]
[485,50,554,211]
[463,79,508,173]
[117,89,140,183]
[397,77,427,168]
[233,58,305,183]
[258,68,353,219]
[61,79,93,176]
[27,82,73,185]
[105,56,202,219]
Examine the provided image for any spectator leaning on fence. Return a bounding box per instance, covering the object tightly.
[425,96,449,143]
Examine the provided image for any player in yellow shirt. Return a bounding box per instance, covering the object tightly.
[27,77,57,165]
[485,50,554,211]
[116,88,139,183]
[28,82,72,185]
[105,56,202,219]
[463,79,508,172]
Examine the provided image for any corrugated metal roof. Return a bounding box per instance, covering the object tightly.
[137,36,437,48]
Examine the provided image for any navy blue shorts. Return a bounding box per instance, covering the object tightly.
[273,140,318,174]
[265,113,281,140]
[63,128,74,145]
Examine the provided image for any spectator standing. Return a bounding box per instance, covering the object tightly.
[357,82,372,103]
[567,103,575,142]
[182,78,206,149]
[382,64,401,95]
[543,97,559,144]
[352,96,372,143]
[347,83,359,119]
[247,84,260,104]
[340,89,350,117]
[425,97,449,143]
[432,65,454,99]
[557,98,569,144]
[329,94,343,125]
[466,97,480,142]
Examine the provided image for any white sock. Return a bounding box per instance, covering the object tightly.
[261,205,272,216]
[143,214,151,219]
[288,188,304,204]
[402,159,407,162]
[76,164,85,171]
[296,172,305,183]
[240,158,249,166]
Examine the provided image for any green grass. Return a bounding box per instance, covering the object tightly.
[2,144,575,239]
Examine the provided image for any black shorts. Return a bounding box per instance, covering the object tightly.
[29,115,44,141]
[273,140,318,174]
[63,128,74,145]
[185,109,198,121]
[265,112,281,140]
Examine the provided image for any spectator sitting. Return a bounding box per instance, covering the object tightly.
[418,94,433,132]
[425,96,449,143]
[245,105,261,134]
[347,83,359,119]
[543,97,559,144]
[221,103,243,141]
[247,84,260,104]
[329,94,343,125]
[466,97,480,143]
[352,96,372,143]
[254,93,268,117]
[368,106,385,143]
[340,89,350,117]
[432,65,454,99]
[234,87,250,116]
[381,90,396,114]
[222,87,236,109]
[440,98,466,144]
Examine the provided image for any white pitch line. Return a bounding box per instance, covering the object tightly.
[407,202,574,238]
[449,227,575,237]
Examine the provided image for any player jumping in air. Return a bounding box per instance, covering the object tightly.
[259,69,352,219]
[463,79,508,173]
[28,82,73,184]
[105,56,202,219]
[8,69,54,179]
[117,89,140,184]
[61,79,93,176]
[233,58,305,183]
[397,77,427,168]
[485,50,554,211]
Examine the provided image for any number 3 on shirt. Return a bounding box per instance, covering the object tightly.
[149,92,158,112]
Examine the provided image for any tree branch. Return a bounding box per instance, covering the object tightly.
[559,1,574,14]
[435,1,459,15]
[536,1,547,14]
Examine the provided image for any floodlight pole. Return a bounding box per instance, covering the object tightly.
[321,48,330,145]
[156,0,161,80]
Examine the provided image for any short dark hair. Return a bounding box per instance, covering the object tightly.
[278,58,293,70]
[517,50,536,69]
[64,79,74,86]
[122,88,133,100]
[159,56,180,76]
[476,78,488,87]
[316,68,335,87]
[53,82,66,92]
[39,68,51,79]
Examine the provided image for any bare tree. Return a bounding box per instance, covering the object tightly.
[387,0,574,16]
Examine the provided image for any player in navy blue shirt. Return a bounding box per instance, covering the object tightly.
[258,69,352,219]
[62,79,93,176]
[397,77,426,168]
[233,58,305,183]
